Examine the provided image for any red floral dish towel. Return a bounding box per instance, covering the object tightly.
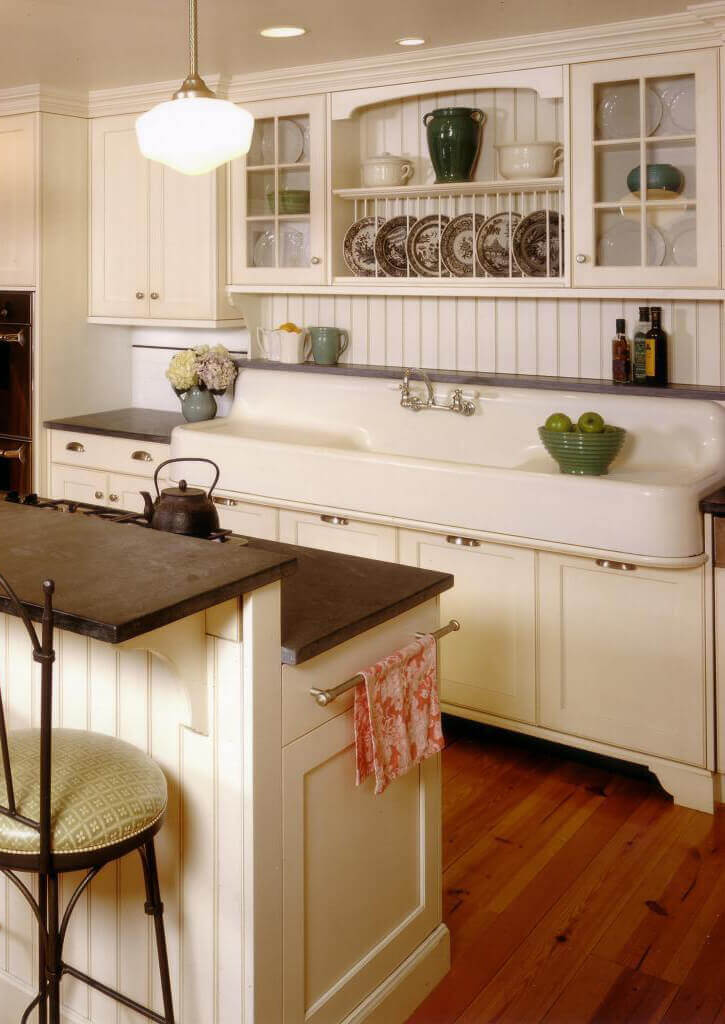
[354,633,444,796]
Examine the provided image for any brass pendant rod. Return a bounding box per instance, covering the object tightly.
[188,0,198,78]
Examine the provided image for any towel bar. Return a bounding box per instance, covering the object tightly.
[309,619,460,707]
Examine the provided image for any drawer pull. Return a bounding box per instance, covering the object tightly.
[320,514,349,526]
[596,559,637,571]
[131,450,153,462]
[94,491,104,500]
[0,330,25,346]
[65,441,86,453]
[213,496,239,508]
[0,446,25,463]
[446,535,480,547]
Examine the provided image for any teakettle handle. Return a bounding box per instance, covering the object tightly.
[153,458,221,498]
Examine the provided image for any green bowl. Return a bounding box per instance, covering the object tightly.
[266,189,310,214]
[538,426,626,475]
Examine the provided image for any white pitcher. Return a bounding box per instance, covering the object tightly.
[256,327,282,361]
[278,330,311,364]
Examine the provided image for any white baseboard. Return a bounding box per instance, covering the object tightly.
[343,924,451,1024]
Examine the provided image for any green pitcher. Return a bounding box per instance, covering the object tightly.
[424,107,486,183]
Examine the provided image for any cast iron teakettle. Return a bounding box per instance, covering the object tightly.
[141,458,221,537]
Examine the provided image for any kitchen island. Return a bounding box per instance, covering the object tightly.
[0,501,453,1024]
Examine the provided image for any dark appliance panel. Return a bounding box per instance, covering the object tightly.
[0,292,32,440]
[0,438,31,493]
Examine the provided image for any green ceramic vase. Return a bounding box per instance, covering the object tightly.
[424,107,486,183]
[178,385,217,423]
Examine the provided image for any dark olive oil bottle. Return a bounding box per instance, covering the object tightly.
[632,306,650,384]
[645,306,668,387]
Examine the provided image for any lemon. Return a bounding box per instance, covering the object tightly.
[278,322,301,333]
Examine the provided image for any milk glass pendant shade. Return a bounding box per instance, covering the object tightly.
[136,0,253,175]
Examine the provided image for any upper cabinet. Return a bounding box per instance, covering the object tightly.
[571,49,720,288]
[228,95,327,286]
[0,113,36,288]
[89,114,243,325]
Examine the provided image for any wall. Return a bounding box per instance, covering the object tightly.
[258,294,724,384]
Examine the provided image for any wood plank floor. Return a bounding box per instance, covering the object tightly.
[408,716,725,1024]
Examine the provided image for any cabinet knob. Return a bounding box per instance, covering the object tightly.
[94,490,104,500]
[575,254,588,264]
[131,450,152,462]
[310,257,321,266]
[320,514,349,526]
[150,292,159,300]
[136,291,145,299]
[446,535,480,547]
[65,441,85,453]
[109,493,119,503]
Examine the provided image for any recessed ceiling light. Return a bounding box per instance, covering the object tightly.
[260,26,307,38]
[396,36,426,46]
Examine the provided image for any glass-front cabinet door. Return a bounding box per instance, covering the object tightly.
[571,49,719,287]
[228,95,326,286]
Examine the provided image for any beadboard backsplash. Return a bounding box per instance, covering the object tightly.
[257,295,725,386]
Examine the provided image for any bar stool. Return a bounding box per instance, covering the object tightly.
[0,573,175,1024]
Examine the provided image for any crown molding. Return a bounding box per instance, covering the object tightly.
[87,73,230,118]
[28,2,725,121]
[0,85,88,118]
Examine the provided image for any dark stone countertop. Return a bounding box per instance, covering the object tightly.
[240,359,725,401]
[0,502,296,643]
[242,537,453,665]
[44,408,185,445]
[0,504,453,664]
[701,487,725,516]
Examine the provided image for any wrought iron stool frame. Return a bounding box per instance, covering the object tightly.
[0,573,175,1024]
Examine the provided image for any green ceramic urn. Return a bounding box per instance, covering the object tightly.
[424,107,486,183]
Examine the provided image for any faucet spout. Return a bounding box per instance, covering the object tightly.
[401,367,434,410]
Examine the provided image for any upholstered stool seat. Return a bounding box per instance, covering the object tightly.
[0,729,167,868]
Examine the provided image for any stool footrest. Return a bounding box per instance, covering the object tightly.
[62,963,168,1024]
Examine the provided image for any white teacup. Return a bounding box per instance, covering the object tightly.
[278,330,311,364]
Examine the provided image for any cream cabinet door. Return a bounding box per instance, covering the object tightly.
[90,115,150,317]
[538,552,706,765]
[282,711,441,1024]
[228,94,327,286]
[571,49,719,287]
[148,165,217,319]
[398,530,536,724]
[0,113,36,287]
[278,508,397,561]
[50,464,107,504]
[107,472,166,515]
[212,494,278,539]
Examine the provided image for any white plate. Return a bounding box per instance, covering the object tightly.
[598,219,666,266]
[260,118,305,165]
[667,82,696,133]
[597,85,662,140]
[670,215,697,266]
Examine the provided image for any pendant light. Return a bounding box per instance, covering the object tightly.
[136,0,253,175]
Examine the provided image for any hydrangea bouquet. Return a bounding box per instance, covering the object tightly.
[165,344,238,396]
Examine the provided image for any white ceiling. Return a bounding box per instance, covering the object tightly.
[4,0,684,93]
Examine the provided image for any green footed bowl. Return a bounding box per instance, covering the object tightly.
[538,426,626,475]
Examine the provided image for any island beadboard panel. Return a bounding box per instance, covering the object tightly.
[356,88,563,184]
[0,611,243,1024]
[258,296,725,386]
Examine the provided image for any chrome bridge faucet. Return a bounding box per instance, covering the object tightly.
[399,367,476,416]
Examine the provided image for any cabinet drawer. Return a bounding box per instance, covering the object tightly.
[212,493,278,539]
[50,431,170,477]
[279,508,397,561]
[50,464,108,504]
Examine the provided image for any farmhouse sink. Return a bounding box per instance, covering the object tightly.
[170,368,725,559]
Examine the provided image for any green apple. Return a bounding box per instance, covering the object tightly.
[544,412,572,432]
[578,411,605,434]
